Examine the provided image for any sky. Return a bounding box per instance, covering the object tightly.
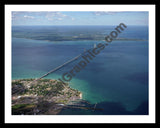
[12,11,148,26]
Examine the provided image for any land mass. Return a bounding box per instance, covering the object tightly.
[12,78,82,115]
[12,26,147,42]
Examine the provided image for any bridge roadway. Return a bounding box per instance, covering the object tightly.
[35,53,82,81]
[27,47,95,86]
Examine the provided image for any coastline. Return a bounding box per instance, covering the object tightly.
[12,36,148,43]
[12,78,82,115]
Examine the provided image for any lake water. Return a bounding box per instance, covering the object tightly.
[12,26,148,115]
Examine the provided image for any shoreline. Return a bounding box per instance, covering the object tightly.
[12,36,148,43]
[12,78,82,115]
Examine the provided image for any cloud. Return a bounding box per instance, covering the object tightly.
[12,11,76,25]
[24,15,34,19]
[71,17,75,20]
[44,12,76,21]
[57,18,63,20]
[12,12,36,21]
[93,11,119,16]
[44,12,71,21]
[93,11,148,16]
[12,11,64,21]
[60,14,67,17]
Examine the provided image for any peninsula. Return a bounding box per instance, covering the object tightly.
[12,78,82,115]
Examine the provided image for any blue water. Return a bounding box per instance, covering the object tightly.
[12,26,148,115]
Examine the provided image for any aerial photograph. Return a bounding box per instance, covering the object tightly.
[11,11,149,115]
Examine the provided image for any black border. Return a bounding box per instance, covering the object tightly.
[2,2,159,127]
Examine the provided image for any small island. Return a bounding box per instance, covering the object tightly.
[12,78,82,115]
